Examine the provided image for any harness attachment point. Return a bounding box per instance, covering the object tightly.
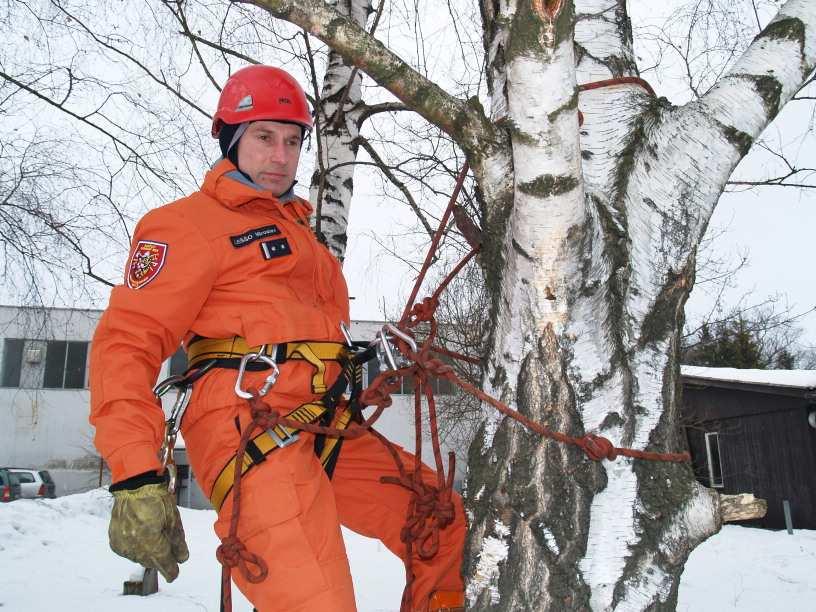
[234,345,280,399]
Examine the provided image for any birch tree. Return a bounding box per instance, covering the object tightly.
[235,0,815,609]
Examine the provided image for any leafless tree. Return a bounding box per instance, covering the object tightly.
[3,0,816,610]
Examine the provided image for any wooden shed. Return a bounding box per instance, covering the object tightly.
[681,366,816,530]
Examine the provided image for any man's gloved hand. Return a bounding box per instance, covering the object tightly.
[108,472,190,582]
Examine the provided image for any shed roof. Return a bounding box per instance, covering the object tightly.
[681,366,816,396]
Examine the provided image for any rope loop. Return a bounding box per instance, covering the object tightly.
[380,473,456,561]
[216,536,269,584]
[578,434,618,461]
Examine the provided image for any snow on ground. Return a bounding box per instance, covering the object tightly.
[1,489,814,611]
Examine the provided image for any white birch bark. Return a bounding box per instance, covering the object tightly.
[308,0,370,260]
[467,1,816,610]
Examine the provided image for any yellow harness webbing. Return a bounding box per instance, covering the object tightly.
[186,337,347,394]
[209,401,327,511]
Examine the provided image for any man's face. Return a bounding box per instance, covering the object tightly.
[236,120,303,196]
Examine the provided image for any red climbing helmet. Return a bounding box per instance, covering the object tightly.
[211,65,313,137]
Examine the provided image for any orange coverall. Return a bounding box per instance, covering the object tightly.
[89,159,465,611]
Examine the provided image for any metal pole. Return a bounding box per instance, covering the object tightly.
[783,499,794,535]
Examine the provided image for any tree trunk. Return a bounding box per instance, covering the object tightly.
[463,1,815,610]
[309,0,371,260]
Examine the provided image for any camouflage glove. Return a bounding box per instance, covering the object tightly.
[109,473,189,582]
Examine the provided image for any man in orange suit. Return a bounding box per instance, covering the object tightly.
[90,65,465,612]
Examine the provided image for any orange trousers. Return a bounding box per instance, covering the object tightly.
[182,368,465,612]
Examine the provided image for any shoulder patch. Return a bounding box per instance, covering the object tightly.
[127,240,168,289]
[230,225,281,248]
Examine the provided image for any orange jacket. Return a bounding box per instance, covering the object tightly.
[89,159,350,483]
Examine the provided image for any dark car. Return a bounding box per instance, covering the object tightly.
[1,468,22,502]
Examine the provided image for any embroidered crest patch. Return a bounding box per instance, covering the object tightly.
[127,240,168,289]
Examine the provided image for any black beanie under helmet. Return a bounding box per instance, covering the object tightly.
[218,123,242,166]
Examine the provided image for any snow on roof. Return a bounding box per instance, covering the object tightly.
[681,366,816,390]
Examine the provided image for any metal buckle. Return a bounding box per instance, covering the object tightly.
[235,344,280,399]
[267,426,299,448]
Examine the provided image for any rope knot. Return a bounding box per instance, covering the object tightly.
[360,372,403,409]
[408,296,439,323]
[216,535,268,584]
[420,357,454,378]
[248,395,281,430]
[579,434,618,461]
[215,536,246,568]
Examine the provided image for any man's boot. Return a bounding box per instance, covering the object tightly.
[428,590,465,612]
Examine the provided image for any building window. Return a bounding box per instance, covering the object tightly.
[705,432,724,488]
[43,341,89,389]
[1,338,24,388]
[364,358,453,395]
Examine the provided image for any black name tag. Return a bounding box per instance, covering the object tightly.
[260,238,292,260]
[230,225,280,248]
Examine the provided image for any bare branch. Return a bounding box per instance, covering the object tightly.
[233,0,492,153]
[165,0,222,92]
[356,137,435,238]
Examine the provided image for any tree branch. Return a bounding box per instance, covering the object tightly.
[356,137,435,239]
[355,101,409,125]
[232,0,493,154]
[166,0,222,92]
[49,0,212,118]
[695,1,816,148]
[0,70,174,187]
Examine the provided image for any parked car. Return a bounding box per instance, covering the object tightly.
[4,468,56,499]
[0,468,22,502]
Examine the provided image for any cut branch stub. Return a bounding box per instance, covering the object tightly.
[719,493,767,523]
[532,0,564,21]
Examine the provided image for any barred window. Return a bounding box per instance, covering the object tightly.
[43,341,89,389]
[1,338,24,388]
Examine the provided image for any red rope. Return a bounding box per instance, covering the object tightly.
[430,344,481,366]
[578,76,656,97]
[399,163,470,326]
[217,395,389,612]
[577,76,656,126]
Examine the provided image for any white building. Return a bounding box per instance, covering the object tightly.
[0,306,465,507]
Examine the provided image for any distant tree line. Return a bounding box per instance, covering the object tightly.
[682,306,815,369]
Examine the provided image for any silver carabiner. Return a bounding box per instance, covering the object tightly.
[384,323,418,353]
[153,374,186,398]
[166,385,192,436]
[373,324,417,371]
[374,328,399,371]
[234,345,280,399]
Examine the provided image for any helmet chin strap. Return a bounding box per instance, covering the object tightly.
[227,122,249,155]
